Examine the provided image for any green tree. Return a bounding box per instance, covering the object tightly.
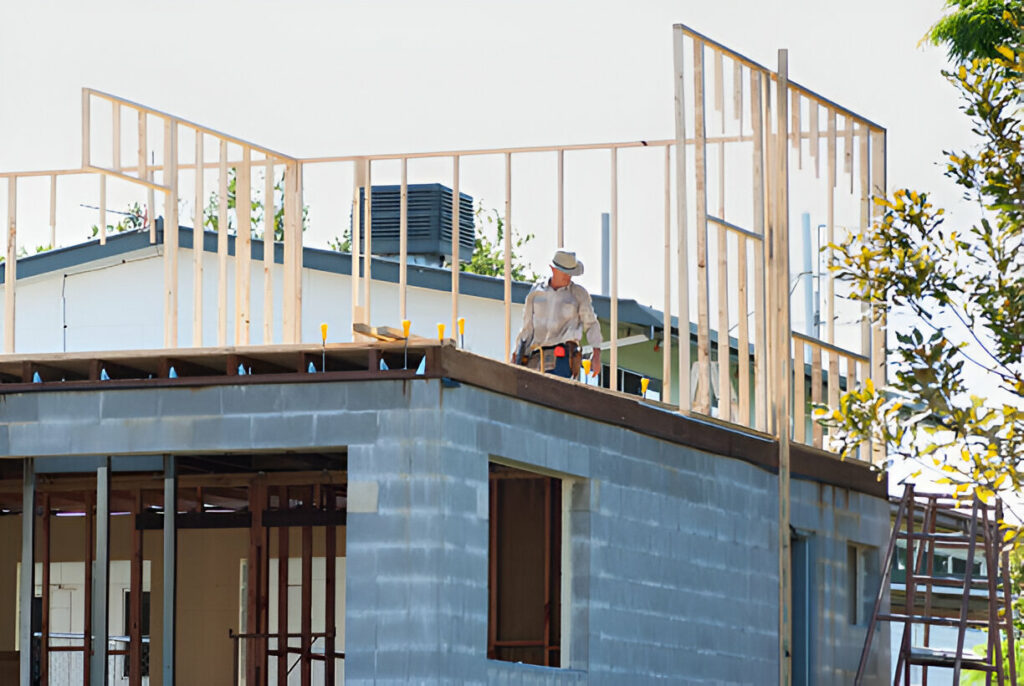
[821,12,1024,516]
[927,0,1024,62]
[89,201,145,238]
[203,168,308,240]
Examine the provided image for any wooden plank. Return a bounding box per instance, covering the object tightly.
[716,219,729,422]
[450,156,459,337]
[503,153,512,362]
[194,133,204,347]
[775,49,793,686]
[845,114,854,187]
[662,146,672,403]
[263,158,274,344]
[737,234,750,426]
[350,161,363,328]
[870,129,887,466]
[284,161,302,343]
[672,27,691,412]
[791,90,801,168]
[82,90,90,168]
[693,39,711,413]
[557,149,564,248]
[129,490,143,686]
[610,147,619,391]
[5,177,15,353]
[235,148,252,346]
[99,174,107,246]
[751,70,768,432]
[399,158,408,320]
[49,175,56,249]
[859,124,870,363]
[827,111,837,347]
[40,492,50,686]
[733,59,743,130]
[113,102,122,172]
[714,48,724,129]
[809,100,819,178]
[277,488,289,686]
[164,120,179,348]
[811,343,823,448]
[364,159,373,327]
[793,337,805,443]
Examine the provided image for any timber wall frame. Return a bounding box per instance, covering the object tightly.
[0,28,886,461]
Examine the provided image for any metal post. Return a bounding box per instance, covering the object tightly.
[19,458,35,686]
[90,458,110,686]
[163,455,177,686]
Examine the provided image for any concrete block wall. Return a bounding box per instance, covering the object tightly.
[0,378,892,685]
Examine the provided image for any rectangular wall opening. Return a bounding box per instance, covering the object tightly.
[487,462,562,667]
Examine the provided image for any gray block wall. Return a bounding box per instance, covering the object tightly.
[0,378,892,685]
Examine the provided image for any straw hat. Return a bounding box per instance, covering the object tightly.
[550,249,584,276]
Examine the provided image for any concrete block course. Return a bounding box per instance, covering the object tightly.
[0,377,890,684]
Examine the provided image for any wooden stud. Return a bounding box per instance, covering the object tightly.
[40,492,50,686]
[450,156,459,337]
[751,70,768,432]
[693,40,711,413]
[845,115,854,189]
[793,338,805,444]
[217,140,229,346]
[662,146,672,403]
[283,161,302,343]
[716,213,729,421]
[235,148,252,345]
[733,59,743,130]
[113,103,122,172]
[81,90,90,168]
[809,101,819,178]
[672,27,691,412]
[791,90,801,169]
[858,124,870,362]
[811,344,823,448]
[714,48,724,130]
[399,158,408,321]
[193,133,204,347]
[503,153,512,362]
[277,488,289,686]
[350,161,363,329]
[557,149,564,248]
[263,158,274,344]
[610,147,619,391]
[775,48,793,686]
[163,120,179,348]
[6,177,16,353]
[364,159,373,326]
[737,234,750,426]
[870,129,887,466]
[827,111,837,347]
[99,174,107,246]
[48,175,57,249]
[129,490,143,686]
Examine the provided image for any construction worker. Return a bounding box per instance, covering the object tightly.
[512,249,602,379]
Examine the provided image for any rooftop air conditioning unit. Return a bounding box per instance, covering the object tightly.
[354,183,474,266]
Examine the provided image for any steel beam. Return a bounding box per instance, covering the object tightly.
[163,455,177,686]
[19,458,35,686]
[90,458,110,686]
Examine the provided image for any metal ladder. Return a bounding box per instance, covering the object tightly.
[855,484,1017,685]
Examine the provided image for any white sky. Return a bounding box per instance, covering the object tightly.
[0,0,968,201]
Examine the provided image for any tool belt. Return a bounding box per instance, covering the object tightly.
[527,341,581,377]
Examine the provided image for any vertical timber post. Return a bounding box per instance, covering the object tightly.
[162,455,177,686]
[90,458,110,686]
[19,458,35,686]
[672,25,691,412]
[775,48,793,686]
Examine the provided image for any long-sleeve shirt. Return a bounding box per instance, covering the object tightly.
[514,279,603,351]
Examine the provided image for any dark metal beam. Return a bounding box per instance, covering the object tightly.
[90,458,110,686]
[19,458,35,686]
[162,455,177,686]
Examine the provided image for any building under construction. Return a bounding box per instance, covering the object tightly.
[0,24,911,685]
